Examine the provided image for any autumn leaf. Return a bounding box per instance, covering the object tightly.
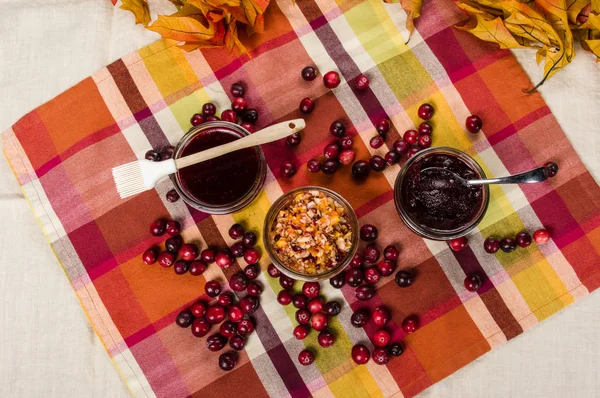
[455,10,533,48]
[120,0,151,26]
[581,38,600,61]
[383,0,423,39]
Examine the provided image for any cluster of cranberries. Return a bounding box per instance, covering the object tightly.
[144,147,180,203]
[226,224,261,268]
[303,119,358,176]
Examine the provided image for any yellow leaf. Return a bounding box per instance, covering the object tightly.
[455,10,531,48]
[384,0,423,38]
[120,0,151,26]
[581,38,600,61]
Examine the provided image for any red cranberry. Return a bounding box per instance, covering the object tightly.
[533,229,551,244]
[166,189,180,203]
[500,237,517,253]
[544,162,559,177]
[230,273,249,292]
[205,280,222,297]
[221,109,238,123]
[324,301,341,317]
[286,132,301,147]
[370,155,386,171]
[418,103,434,120]
[243,109,259,123]
[165,236,182,253]
[363,243,380,264]
[377,260,395,277]
[176,310,194,328]
[158,251,175,268]
[321,159,339,174]
[243,263,260,280]
[142,247,158,265]
[200,248,216,263]
[206,333,226,351]
[355,74,370,90]
[240,296,259,314]
[449,237,468,252]
[150,220,166,236]
[308,298,324,314]
[323,71,341,89]
[220,320,237,338]
[292,294,308,309]
[307,159,321,173]
[330,121,346,137]
[301,66,317,81]
[215,250,234,269]
[242,232,257,247]
[418,122,433,135]
[395,270,413,287]
[190,113,205,126]
[373,329,391,347]
[217,292,233,307]
[186,259,204,276]
[228,223,244,239]
[227,304,243,322]
[232,97,247,113]
[324,142,342,159]
[408,147,421,158]
[402,315,419,333]
[364,267,381,284]
[161,145,173,161]
[372,306,390,327]
[360,224,378,242]
[418,134,432,149]
[329,272,345,288]
[191,318,211,337]
[372,347,390,365]
[464,273,482,292]
[279,275,295,290]
[298,349,315,366]
[229,335,245,350]
[484,237,500,254]
[219,352,237,371]
[318,330,335,348]
[394,138,410,156]
[311,312,328,331]
[369,135,384,149]
[352,160,371,178]
[345,268,364,287]
[237,318,255,335]
[385,151,400,165]
[388,343,404,356]
[267,264,281,278]
[165,220,181,236]
[231,242,245,258]
[299,97,315,114]
[179,243,199,261]
[294,324,310,340]
[465,115,482,134]
[339,149,356,165]
[516,231,532,248]
[403,130,419,145]
[174,260,189,275]
[296,309,311,325]
[383,245,399,261]
[376,119,390,135]
[277,290,293,305]
[341,135,353,149]
[202,103,217,117]
[244,248,261,265]
[206,115,220,122]
[145,149,162,162]
[352,344,370,364]
[351,309,369,327]
[356,285,375,301]
[240,122,255,133]
[350,253,362,268]
[230,82,245,97]
[280,162,296,178]
[206,306,226,324]
[302,282,320,299]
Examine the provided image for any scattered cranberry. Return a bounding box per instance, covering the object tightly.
[165,220,180,236]
[393,139,410,156]
[465,115,482,134]
[307,159,321,173]
[363,243,380,264]
[329,272,345,289]
[418,103,434,120]
[142,247,158,265]
[220,320,237,338]
[395,270,414,287]
[179,243,199,261]
[383,245,399,261]
[190,114,205,126]
[240,296,259,314]
[299,97,315,114]
[243,109,258,123]
[237,318,255,335]
[215,250,234,268]
[402,315,419,333]
[418,122,432,135]
[221,109,238,123]
[286,133,301,147]
[230,82,245,97]
[372,306,390,327]
[205,306,226,324]
[373,329,391,347]
[350,253,362,268]
[318,330,335,348]
[228,223,244,239]
[360,224,378,242]
[158,251,175,268]
[277,290,293,306]
[385,151,400,165]
[298,349,315,366]
[324,301,341,317]
[268,264,281,278]
[356,285,375,301]
[369,135,384,149]
[302,66,317,81]
[242,232,257,247]
[205,280,222,297]
[189,260,206,276]
[227,304,243,322]
[165,236,182,253]
[217,292,233,307]
[308,298,324,314]
[321,159,339,174]
[206,334,227,351]
[174,260,189,275]
[241,122,255,133]
[229,273,249,292]
[500,237,517,253]
[533,229,551,244]
[544,162,559,177]
[324,142,342,159]
[292,294,308,309]
[341,135,353,149]
[301,282,320,298]
[418,134,432,149]
[219,352,237,371]
[231,242,245,258]
[364,267,381,284]
[206,115,220,122]
[279,275,295,290]
[351,309,370,327]
[464,273,482,292]
[352,344,370,364]
[150,220,166,236]
[176,310,194,328]
[329,121,346,137]
[296,309,311,325]
[311,312,328,331]
[244,248,261,265]
[352,160,371,178]
[339,149,356,165]
[232,97,247,113]
[345,268,364,287]
[229,335,245,351]
[355,74,370,90]
[202,103,217,117]
[323,71,341,89]
[160,144,173,159]
[191,318,211,337]
[243,263,260,280]
[372,347,390,365]
[280,162,296,178]
[370,155,386,171]
[403,130,419,145]
[484,237,500,254]
[294,324,310,340]
[516,231,532,248]
[388,343,404,357]
[377,260,395,277]
[166,189,180,203]
[449,237,468,252]
[376,119,390,136]
[145,149,162,162]
[408,147,421,158]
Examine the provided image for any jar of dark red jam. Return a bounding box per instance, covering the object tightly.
[394,147,489,240]
[172,122,266,214]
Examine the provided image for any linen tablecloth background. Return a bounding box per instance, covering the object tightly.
[1,0,600,396]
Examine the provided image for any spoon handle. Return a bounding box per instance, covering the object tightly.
[467,166,549,185]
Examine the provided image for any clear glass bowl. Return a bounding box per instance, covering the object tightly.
[393,147,490,240]
[172,121,266,214]
[262,186,359,282]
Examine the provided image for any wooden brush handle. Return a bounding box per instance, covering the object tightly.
[174,119,306,170]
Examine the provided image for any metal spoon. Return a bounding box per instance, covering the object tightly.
[420,166,549,186]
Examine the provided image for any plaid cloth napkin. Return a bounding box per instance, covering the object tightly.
[3,0,600,396]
